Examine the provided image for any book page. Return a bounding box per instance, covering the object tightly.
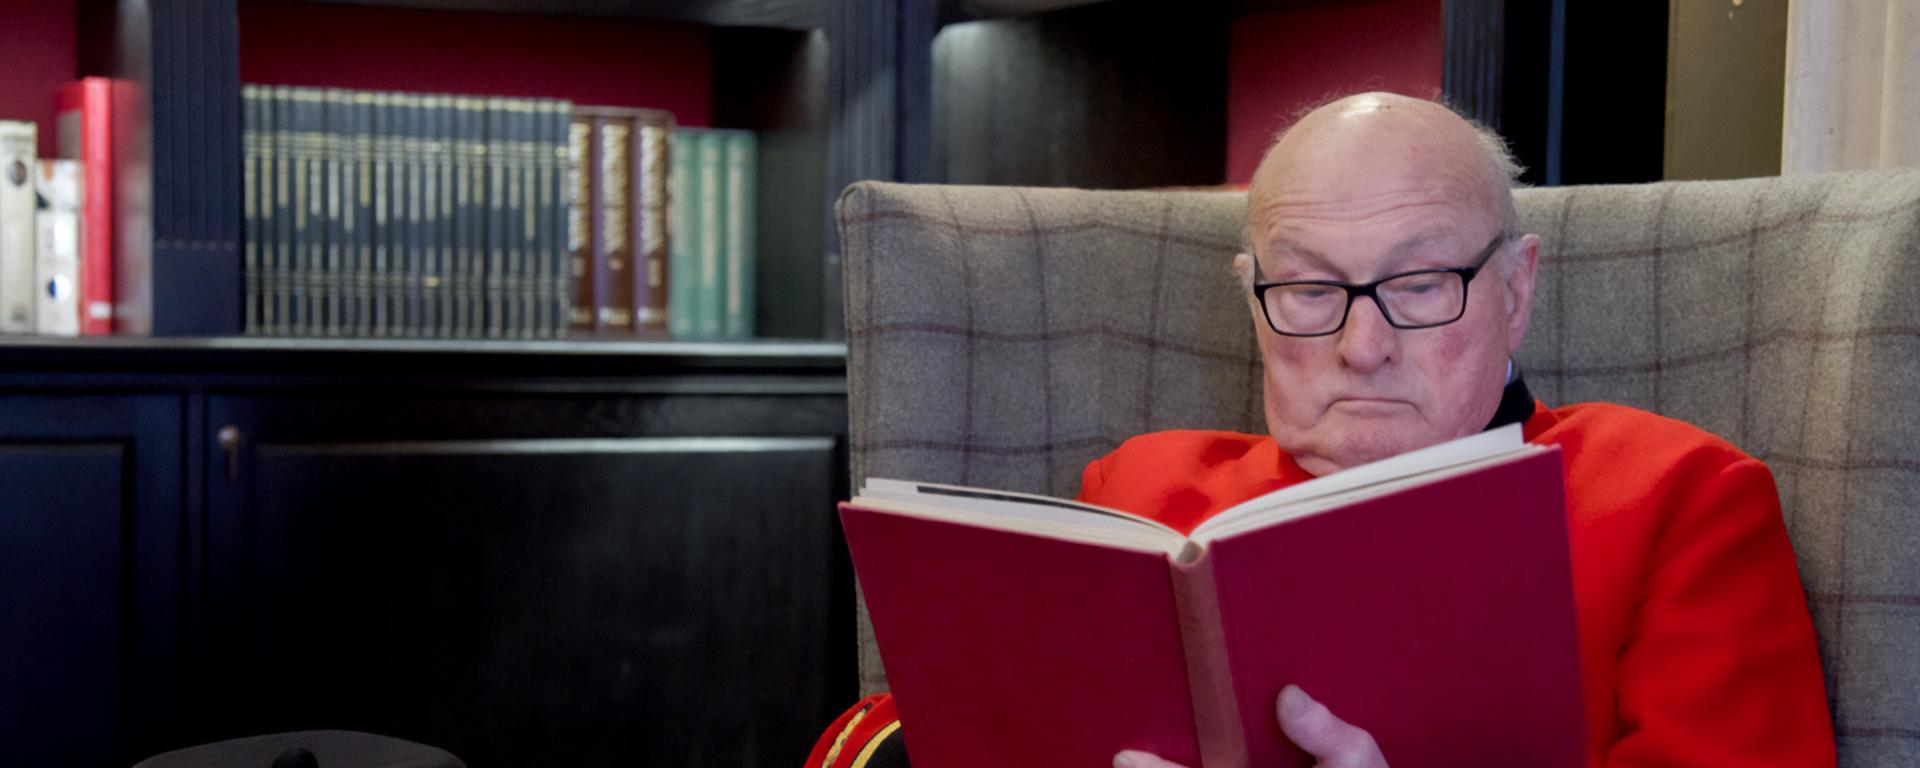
[1188,424,1528,543]
[854,479,1184,554]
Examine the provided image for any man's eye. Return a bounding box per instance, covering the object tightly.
[1292,287,1337,301]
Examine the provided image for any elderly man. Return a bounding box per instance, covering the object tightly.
[808,93,1835,768]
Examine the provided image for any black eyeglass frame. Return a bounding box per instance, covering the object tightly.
[1249,235,1509,337]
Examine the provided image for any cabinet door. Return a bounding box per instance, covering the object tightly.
[204,391,850,767]
[0,395,185,767]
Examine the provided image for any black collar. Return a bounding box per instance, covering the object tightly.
[1486,369,1535,431]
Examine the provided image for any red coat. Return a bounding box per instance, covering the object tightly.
[811,401,1837,767]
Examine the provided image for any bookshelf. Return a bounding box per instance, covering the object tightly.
[55,0,841,340]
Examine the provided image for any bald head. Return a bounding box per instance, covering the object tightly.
[1236,91,1541,476]
[1247,93,1522,270]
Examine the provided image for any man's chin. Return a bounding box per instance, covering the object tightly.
[1292,420,1441,474]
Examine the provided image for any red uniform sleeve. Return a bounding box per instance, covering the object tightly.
[1605,457,1835,767]
[804,694,908,768]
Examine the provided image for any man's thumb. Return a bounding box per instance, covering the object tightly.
[1276,685,1382,766]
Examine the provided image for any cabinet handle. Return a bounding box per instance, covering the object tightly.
[217,425,241,482]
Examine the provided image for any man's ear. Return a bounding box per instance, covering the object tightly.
[1503,234,1540,355]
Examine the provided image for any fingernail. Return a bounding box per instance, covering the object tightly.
[1280,684,1312,718]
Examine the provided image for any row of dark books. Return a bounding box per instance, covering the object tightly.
[243,84,759,340]
[243,85,573,339]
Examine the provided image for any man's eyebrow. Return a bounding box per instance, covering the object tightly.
[1263,231,1458,279]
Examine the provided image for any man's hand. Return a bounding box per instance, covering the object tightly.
[1112,685,1387,768]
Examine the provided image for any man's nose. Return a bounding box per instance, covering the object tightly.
[1336,295,1398,372]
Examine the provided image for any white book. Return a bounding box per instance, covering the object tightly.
[0,121,36,333]
[35,160,82,336]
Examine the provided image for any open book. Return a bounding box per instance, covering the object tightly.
[840,425,1586,768]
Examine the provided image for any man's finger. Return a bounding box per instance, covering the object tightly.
[1112,749,1190,768]
[1276,685,1387,768]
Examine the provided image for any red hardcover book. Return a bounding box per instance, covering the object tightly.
[840,426,1585,768]
[53,77,122,335]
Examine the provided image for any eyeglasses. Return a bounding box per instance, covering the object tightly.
[1250,235,1507,337]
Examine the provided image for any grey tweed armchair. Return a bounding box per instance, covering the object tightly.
[837,169,1920,767]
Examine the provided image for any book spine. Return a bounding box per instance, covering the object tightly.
[667,128,695,338]
[0,122,33,332]
[567,113,595,334]
[722,130,756,339]
[1169,554,1247,767]
[34,160,83,336]
[291,88,314,336]
[438,95,457,337]
[598,117,635,334]
[463,97,485,339]
[354,93,374,337]
[368,92,388,337]
[527,100,550,339]
[484,99,505,339]
[450,97,469,338]
[635,115,671,337]
[54,79,117,335]
[0,121,37,332]
[242,84,260,334]
[421,94,444,338]
[507,101,528,338]
[696,129,724,339]
[269,85,289,336]
[324,89,345,337]
[548,100,569,338]
[403,93,424,337]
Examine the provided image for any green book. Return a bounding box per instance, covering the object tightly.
[668,128,698,338]
[721,130,756,339]
[696,129,725,339]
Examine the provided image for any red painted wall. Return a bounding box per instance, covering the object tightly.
[1226,0,1443,183]
[0,0,78,157]
[238,1,714,126]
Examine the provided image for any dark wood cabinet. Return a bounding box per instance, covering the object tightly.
[0,394,186,766]
[0,338,852,767]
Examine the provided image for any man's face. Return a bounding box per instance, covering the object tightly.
[1247,112,1537,475]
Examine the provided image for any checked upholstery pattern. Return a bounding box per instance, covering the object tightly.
[838,170,1920,767]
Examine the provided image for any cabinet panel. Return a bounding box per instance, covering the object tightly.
[0,445,126,768]
[205,394,851,767]
[0,395,186,767]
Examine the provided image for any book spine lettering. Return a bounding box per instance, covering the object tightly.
[422,95,443,338]
[635,115,670,336]
[324,89,345,336]
[404,94,424,337]
[568,113,595,333]
[354,93,373,337]
[274,85,291,334]
[290,89,312,336]
[485,99,504,339]
[598,118,634,334]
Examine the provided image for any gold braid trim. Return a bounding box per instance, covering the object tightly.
[849,721,903,768]
[819,702,874,768]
